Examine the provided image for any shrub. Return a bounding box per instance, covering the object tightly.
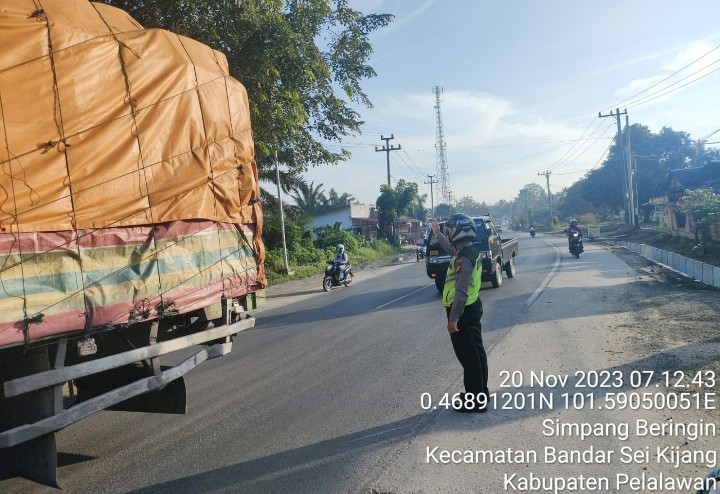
[313,223,364,251]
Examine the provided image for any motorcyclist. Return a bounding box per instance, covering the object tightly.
[417,233,427,248]
[334,244,348,281]
[565,219,584,252]
[529,225,535,237]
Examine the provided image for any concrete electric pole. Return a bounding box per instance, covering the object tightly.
[375,134,401,187]
[538,170,553,227]
[424,174,436,218]
[598,108,633,227]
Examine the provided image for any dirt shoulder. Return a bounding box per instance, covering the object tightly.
[600,242,720,394]
[607,227,719,267]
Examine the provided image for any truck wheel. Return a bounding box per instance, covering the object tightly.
[504,257,516,278]
[491,261,503,288]
[434,276,445,293]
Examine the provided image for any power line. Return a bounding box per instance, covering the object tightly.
[607,42,720,111]
[625,60,720,110]
[550,122,617,172]
[547,117,600,170]
[452,140,576,176]
[699,126,720,142]
[415,136,614,152]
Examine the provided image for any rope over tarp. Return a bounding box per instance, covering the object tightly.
[0,0,266,348]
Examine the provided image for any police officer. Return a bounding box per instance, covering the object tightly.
[430,214,489,413]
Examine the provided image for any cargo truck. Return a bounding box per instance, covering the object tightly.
[0,1,266,485]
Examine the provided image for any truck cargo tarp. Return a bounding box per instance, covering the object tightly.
[0,1,266,347]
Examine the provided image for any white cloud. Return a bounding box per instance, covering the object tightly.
[613,40,720,108]
[303,90,607,204]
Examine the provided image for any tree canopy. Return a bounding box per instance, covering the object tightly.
[679,188,720,244]
[288,180,356,214]
[375,180,420,238]
[559,125,719,220]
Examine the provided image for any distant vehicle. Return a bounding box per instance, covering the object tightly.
[417,244,426,262]
[425,215,519,292]
[323,261,353,291]
[569,231,584,258]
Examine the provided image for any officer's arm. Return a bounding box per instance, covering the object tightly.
[435,232,454,255]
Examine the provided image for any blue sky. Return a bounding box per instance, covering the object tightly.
[300,0,720,207]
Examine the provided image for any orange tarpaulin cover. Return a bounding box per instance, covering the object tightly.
[0,0,266,347]
[0,0,261,232]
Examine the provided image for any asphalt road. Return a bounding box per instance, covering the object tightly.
[3,235,558,494]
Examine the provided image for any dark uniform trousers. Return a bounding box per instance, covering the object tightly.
[446,298,488,399]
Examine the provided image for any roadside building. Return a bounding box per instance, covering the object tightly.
[654,161,720,238]
[310,204,379,240]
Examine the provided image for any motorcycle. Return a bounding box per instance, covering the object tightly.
[416,244,426,262]
[322,261,353,291]
[530,228,536,238]
[569,231,584,258]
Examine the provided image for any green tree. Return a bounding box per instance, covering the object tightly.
[434,203,452,220]
[375,180,419,239]
[326,188,356,208]
[289,180,328,214]
[679,188,720,245]
[561,125,704,220]
[406,194,429,222]
[103,0,393,189]
[454,196,485,216]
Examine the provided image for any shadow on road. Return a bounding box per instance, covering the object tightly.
[126,414,426,494]
[256,285,437,329]
[121,335,720,493]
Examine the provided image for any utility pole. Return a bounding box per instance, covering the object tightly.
[424,174,436,218]
[375,134,401,187]
[625,114,637,228]
[598,108,632,226]
[274,149,291,275]
[538,170,553,227]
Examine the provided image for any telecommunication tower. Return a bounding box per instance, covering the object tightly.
[433,86,450,208]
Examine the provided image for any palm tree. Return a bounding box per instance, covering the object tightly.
[326,188,356,208]
[289,180,329,214]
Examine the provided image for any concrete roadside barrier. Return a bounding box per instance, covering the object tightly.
[608,240,720,289]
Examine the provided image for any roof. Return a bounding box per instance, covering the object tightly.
[667,161,720,192]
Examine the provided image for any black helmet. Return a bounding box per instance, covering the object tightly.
[444,213,476,245]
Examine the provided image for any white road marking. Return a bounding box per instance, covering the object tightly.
[525,238,561,308]
[370,284,433,312]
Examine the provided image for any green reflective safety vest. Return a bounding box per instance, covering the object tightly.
[443,245,482,308]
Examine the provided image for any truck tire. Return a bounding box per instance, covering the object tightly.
[490,261,503,288]
[434,275,445,293]
[504,257,516,278]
